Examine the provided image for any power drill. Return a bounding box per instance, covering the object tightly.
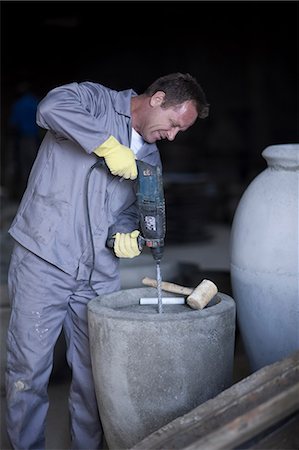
[135,160,166,262]
[106,160,166,262]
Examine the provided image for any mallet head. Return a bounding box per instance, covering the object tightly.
[187,279,218,310]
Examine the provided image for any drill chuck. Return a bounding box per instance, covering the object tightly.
[151,245,164,262]
[138,235,164,262]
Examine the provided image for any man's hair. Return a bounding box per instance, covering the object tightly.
[144,73,209,119]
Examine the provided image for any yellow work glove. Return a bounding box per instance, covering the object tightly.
[94,136,137,180]
[114,230,141,258]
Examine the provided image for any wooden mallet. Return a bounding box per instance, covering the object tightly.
[142,277,218,310]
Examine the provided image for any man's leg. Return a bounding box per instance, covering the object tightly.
[6,244,71,449]
[63,283,103,450]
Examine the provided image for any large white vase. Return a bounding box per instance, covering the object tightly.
[230,144,299,372]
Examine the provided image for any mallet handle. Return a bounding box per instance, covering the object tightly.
[142,277,193,296]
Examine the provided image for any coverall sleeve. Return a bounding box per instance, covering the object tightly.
[36,82,111,154]
[108,201,140,237]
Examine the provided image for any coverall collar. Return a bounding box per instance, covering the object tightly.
[114,89,137,118]
[114,89,159,161]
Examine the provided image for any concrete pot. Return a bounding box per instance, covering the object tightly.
[230,144,299,372]
[88,287,236,449]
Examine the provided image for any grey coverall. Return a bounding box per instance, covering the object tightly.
[6,81,162,449]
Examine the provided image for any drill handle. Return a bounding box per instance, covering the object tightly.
[106,234,145,252]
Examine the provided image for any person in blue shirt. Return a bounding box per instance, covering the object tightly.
[9,81,41,198]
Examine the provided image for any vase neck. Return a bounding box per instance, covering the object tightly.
[262,144,299,170]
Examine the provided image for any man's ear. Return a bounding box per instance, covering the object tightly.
[149,91,166,107]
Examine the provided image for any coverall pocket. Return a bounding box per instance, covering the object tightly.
[8,244,31,297]
[18,192,70,246]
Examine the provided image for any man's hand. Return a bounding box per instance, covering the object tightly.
[113,230,141,258]
[94,136,137,180]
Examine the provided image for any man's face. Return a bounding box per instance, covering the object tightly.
[141,94,198,144]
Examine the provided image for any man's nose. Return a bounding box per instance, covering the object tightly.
[167,128,179,141]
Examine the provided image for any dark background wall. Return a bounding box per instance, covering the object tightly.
[1,1,298,229]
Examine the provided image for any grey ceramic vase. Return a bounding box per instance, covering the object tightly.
[230,144,299,372]
[88,287,236,449]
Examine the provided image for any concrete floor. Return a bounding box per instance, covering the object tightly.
[0,195,250,450]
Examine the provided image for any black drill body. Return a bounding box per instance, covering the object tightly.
[135,160,166,262]
[104,159,166,262]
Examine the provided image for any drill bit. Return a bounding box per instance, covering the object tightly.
[156,261,163,314]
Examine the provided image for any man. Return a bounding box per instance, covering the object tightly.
[6,73,209,449]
